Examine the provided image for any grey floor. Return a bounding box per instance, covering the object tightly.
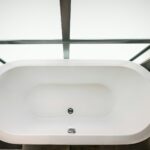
[0,138,149,150]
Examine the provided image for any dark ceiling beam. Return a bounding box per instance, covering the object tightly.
[0,39,149,63]
[0,40,62,44]
[130,45,150,61]
[60,0,71,59]
[141,59,150,71]
[0,58,6,64]
[63,44,70,59]
[71,39,150,44]
[0,39,150,44]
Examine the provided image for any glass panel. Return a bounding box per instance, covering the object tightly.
[71,0,150,39]
[0,0,61,39]
[70,44,149,60]
[0,45,63,63]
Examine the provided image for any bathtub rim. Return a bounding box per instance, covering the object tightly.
[0,123,149,145]
[0,60,149,80]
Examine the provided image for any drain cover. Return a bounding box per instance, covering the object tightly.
[68,108,74,114]
[68,128,76,134]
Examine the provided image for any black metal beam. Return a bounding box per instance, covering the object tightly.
[0,40,62,44]
[63,44,70,59]
[0,39,149,63]
[70,39,150,44]
[0,39,150,44]
[130,45,150,61]
[60,0,71,40]
[60,0,71,59]
[141,59,150,71]
[0,58,6,64]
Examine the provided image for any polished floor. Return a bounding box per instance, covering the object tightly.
[0,138,149,150]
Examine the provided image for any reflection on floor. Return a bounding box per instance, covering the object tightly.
[0,138,149,150]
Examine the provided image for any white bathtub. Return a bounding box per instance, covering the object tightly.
[0,60,149,145]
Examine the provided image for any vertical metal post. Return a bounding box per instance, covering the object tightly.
[63,44,70,59]
[60,0,71,59]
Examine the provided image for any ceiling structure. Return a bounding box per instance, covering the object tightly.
[142,59,150,71]
[0,0,149,64]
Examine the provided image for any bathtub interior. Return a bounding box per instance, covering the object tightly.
[0,65,149,136]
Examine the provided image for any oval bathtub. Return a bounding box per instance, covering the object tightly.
[0,60,149,145]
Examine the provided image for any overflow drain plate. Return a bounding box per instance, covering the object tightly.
[68,128,76,134]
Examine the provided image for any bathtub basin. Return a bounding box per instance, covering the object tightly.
[0,60,149,145]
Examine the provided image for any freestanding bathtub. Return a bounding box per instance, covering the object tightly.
[0,60,149,145]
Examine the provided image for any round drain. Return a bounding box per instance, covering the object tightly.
[68,108,74,114]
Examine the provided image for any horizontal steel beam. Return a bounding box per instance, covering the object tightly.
[70,39,150,44]
[0,40,62,44]
[0,39,150,44]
